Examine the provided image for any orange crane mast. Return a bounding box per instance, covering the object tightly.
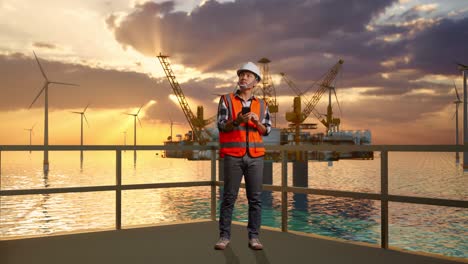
[301,59,343,126]
[157,53,211,144]
[284,59,344,145]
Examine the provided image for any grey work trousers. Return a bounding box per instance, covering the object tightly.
[219,154,264,239]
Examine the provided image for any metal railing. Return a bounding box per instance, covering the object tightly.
[1,144,467,250]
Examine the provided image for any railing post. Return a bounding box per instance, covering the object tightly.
[116,150,122,230]
[281,150,288,232]
[381,150,389,249]
[210,147,217,221]
[0,150,2,190]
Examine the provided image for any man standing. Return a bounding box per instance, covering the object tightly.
[214,61,271,250]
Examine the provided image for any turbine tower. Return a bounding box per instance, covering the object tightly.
[125,105,143,165]
[71,103,90,163]
[24,124,36,153]
[29,51,79,173]
[457,62,468,170]
[452,81,462,164]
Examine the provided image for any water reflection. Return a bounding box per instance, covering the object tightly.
[292,193,308,212]
[80,150,84,171]
[43,172,50,188]
[40,172,51,233]
[288,193,378,243]
[134,150,137,168]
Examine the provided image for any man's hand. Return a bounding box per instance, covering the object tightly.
[248,112,266,134]
[236,112,250,123]
[248,113,259,124]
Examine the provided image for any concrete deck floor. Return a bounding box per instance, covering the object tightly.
[0,221,464,264]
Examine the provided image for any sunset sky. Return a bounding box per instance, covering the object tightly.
[1,0,467,145]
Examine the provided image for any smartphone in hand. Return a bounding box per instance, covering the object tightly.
[242,107,251,115]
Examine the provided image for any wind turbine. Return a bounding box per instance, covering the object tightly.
[456,62,468,170]
[24,124,36,153]
[71,103,90,163]
[125,104,143,165]
[452,81,462,164]
[29,51,79,173]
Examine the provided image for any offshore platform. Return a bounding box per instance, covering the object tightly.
[156,53,373,164]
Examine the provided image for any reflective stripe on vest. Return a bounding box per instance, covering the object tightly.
[220,142,265,148]
[219,93,265,158]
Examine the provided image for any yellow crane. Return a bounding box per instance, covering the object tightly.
[283,59,344,145]
[157,53,212,144]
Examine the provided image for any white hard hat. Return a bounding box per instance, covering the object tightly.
[237,62,261,81]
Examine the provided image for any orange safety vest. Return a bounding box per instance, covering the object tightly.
[219,93,265,158]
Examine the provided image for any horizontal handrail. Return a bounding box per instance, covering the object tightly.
[0,181,213,196]
[212,181,467,208]
[2,181,465,207]
[1,144,467,152]
[0,145,215,151]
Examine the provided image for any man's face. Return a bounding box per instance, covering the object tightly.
[238,71,257,89]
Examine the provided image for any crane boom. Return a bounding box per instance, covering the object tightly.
[281,72,323,120]
[301,59,343,122]
[157,54,203,142]
[280,72,303,96]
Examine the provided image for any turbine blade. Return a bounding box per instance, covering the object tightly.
[33,51,48,80]
[453,80,461,101]
[50,81,79,86]
[451,110,456,120]
[137,104,144,115]
[29,83,47,109]
[455,61,468,69]
[138,117,142,128]
[71,111,81,114]
[84,103,90,113]
[84,114,90,127]
[332,88,343,116]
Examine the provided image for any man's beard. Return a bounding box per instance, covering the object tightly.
[238,80,256,89]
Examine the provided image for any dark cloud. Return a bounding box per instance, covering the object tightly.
[393,4,437,23]
[107,0,466,91]
[107,0,397,74]
[407,17,468,74]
